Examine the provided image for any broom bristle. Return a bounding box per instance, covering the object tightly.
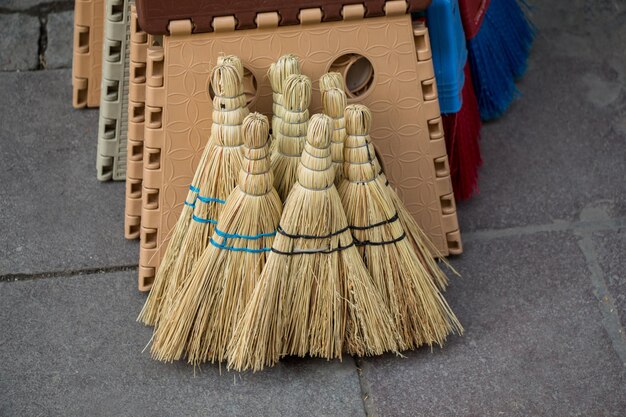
[468,0,535,120]
[271,74,312,201]
[137,153,207,326]
[339,105,455,290]
[321,84,348,185]
[339,104,463,349]
[145,61,248,334]
[228,113,400,372]
[151,113,282,364]
[137,59,246,327]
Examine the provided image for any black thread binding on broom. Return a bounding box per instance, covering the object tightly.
[277,224,349,239]
[349,212,400,230]
[273,222,356,254]
[271,241,355,255]
[244,154,270,161]
[353,232,407,247]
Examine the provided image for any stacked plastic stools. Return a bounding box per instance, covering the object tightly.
[124,5,159,239]
[72,0,105,108]
[71,0,138,181]
[133,0,463,290]
[96,0,134,181]
[425,0,467,114]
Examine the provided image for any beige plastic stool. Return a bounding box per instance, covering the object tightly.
[137,2,462,290]
[72,0,105,108]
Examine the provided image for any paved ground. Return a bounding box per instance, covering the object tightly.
[1,1,625,416]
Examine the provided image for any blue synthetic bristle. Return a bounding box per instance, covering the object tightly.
[468,0,535,120]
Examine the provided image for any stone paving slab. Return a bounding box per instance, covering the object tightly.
[592,229,626,329]
[0,270,366,417]
[361,231,626,417]
[0,70,138,276]
[46,11,74,69]
[0,13,40,71]
[457,1,626,233]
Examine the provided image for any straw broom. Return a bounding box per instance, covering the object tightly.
[137,55,247,326]
[332,100,455,291]
[228,113,400,372]
[364,158,455,290]
[268,54,301,143]
[391,189,457,290]
[370,148,456,290]
[151,61,247,326]
[160,61,248,312]
[151,113,281,364]
[339,104,463,349]
[271,74,312,201]
[137,145,210,327]
[320,85,347,185]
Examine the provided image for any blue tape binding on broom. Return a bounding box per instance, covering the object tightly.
[184,185,227,208]
[192,214,218,225]
[189,184,226,204]
[209,238,271,253]
[184,185,201,208]
[197,195,226,204]
[468,0,535,120]
[215,228,276,240]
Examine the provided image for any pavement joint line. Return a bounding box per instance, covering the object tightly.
[0,265,138,283]
[574,230,626,372]
[353,356,379,417]
[463,217,626,242]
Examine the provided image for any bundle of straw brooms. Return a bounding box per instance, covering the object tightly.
[139,54,463,372]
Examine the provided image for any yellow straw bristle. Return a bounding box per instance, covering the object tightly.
[338,104,463,349]
[151,113,282,365]
[137,61,245,327]
[228,113,400,372]
[141,60,248,332]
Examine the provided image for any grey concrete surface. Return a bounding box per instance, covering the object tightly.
[361,232,626,417]
[0,1,624,416]
[0,13,40,71]
[0,70,138,276]
[0,271,366,417]
[592,229,626,328]
[46,11,73,69]
[0,0,73,11]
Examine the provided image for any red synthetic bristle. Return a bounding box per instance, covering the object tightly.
[442,113,459,179]
[443,63,482,201]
